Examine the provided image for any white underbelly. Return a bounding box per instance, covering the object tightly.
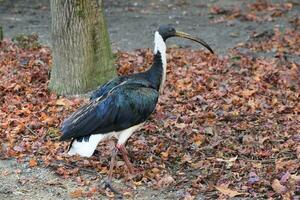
[67,123,143,157]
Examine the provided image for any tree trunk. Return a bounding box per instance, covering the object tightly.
[49,0,116,95]
[0,26,3,41]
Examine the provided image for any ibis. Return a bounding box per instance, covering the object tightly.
[60,24,214,183]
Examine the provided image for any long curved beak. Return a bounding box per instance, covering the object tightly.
[175,31,214,54]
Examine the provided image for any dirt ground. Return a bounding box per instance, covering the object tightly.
[0,0,299,199]
[0,158,194,200]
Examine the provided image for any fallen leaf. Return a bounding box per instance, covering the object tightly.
[243,135,255,145]
[156,175,174,188]
[70,189,83,198]
[248,172,260,184]
[1,170,10,176]
[175,123,187,129]
[272,179,287,194]
[296,145,300,159]
[105,190,115,198]
[181,153,192,164]
[161,151,169,160]
[241,89,256,97]
[280,172,290,184]
[216,156,238,169]
[193,134,205,146]
[56,99,71,107]
[133,180,143,186]
[290,174,300,182]
[215,185,245,197]
[28,159,38,167]
[123,191,133,197]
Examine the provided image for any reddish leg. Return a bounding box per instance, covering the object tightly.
[104,147,122,197]
[116,144,135,174]
[107,147,118,181]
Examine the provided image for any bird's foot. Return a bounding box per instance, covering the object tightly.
[102,178,123,199]
[125,168,143,182]
[123,170,144,191]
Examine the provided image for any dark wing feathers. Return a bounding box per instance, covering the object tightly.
[60,81,158,141]
[90,76,126,100]
[60,100,102,140]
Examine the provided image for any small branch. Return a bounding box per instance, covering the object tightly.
[241,158,275,164]
[25,125,38,136]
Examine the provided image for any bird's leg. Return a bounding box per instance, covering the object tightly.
[116,144,135,174]
[107,147,118,181]
[103,146,123,197]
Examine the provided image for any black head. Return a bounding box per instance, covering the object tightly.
[158,25,176,41]
[157,24,214,54]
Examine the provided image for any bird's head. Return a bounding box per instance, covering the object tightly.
[157,24,214,54]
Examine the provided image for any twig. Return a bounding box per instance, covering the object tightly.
[239,157,276,164]
[25,125,38,136]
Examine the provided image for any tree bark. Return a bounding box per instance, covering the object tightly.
[49,0,116,95]
[0,26,3,41]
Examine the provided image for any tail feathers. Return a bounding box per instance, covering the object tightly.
[60,101,101,141]
[67,134,105,157]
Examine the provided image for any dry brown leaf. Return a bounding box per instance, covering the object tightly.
[215,185,245,197]
[216,156,238,169]
[181,153,192,164]
[272,179,286,194]
[241,89,256,97]
[56,99,71,107]
[161,151,169,160]
[70,189,83,198]
[105,190,115,198]
[242,135,255,145]
[28,159,38,167]
[151,167,160,174]
[290,174,300,182]
[191,160,205,169]
[123,191,133,197]
[175,123,187,129]
[193,134,205,146]
[296,145,300,159]
[1,170,10,176]
[133,180,143,186]
[157,175,175,188]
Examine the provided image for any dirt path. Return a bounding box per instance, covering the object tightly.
[0,158,206,199]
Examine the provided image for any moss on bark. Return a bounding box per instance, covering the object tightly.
[49,0,116,95]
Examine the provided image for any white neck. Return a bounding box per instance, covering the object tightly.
[153,31,167,93]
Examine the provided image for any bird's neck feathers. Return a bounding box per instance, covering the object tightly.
[154,31,166,55]
[153,31,167,93]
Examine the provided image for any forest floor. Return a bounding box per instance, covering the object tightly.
[0,0,300,199]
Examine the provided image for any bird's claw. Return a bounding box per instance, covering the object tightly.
[102,179,123,198]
